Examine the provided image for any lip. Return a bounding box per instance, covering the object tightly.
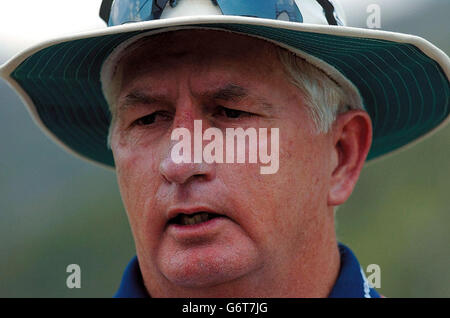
[167,215,231,241]
[165,205,232,239]
[166,206,227,223]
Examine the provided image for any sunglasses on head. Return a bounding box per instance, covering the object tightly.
[99,0,307,26]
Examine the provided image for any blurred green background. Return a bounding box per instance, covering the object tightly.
[0,0,449,297]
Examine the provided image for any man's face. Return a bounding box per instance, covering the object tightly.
[110,30,337,296]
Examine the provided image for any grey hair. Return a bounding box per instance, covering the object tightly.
[105,46,365,147]
[275,47,364,134]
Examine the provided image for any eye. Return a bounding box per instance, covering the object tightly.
[134,111,172,126]
[136,113,156,126]
[216,106,252,119]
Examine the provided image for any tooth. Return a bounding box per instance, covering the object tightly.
[179,212,214,226]
[181,215,190,225]
[187,216,195,225]
[200,213,209,222]
[193,214,203,224]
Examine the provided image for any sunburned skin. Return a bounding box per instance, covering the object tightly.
[109,29,372,297]
[169,119,280,174]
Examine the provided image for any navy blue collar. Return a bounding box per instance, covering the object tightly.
[114,243,380,298]
[328,244,381,298]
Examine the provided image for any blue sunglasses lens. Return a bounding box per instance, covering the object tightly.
[108,0,302,26]
[109,0,163,26]
[215,0,302,22]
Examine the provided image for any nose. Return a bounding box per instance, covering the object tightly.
[160,155,216,185]
[159,102,216,185]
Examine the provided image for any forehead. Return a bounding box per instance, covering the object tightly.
[116,29,284,85]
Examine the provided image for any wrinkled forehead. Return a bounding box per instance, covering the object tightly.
[101,29,287,111]
[117,29,280,74]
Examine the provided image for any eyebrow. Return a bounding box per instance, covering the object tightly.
[206,84,275,113]
[117,84,276,114]
[117,91,160,113]
[208,84,248,101]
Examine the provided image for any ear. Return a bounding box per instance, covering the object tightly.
[327,110,372,206]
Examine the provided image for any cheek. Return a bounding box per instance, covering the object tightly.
[257,130,332,232]
[279,133,331,209]
[113,142,162,230]
[213,127,331,239]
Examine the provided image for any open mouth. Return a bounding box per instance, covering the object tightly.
[168,212,224,226]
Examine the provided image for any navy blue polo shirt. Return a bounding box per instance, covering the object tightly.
[114,243,381,298]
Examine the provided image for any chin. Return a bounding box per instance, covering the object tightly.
[157,245,261,289]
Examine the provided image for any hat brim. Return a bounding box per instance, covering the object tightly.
[1,15,449,168]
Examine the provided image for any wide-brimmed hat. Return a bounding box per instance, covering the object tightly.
[1,0,449,168]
